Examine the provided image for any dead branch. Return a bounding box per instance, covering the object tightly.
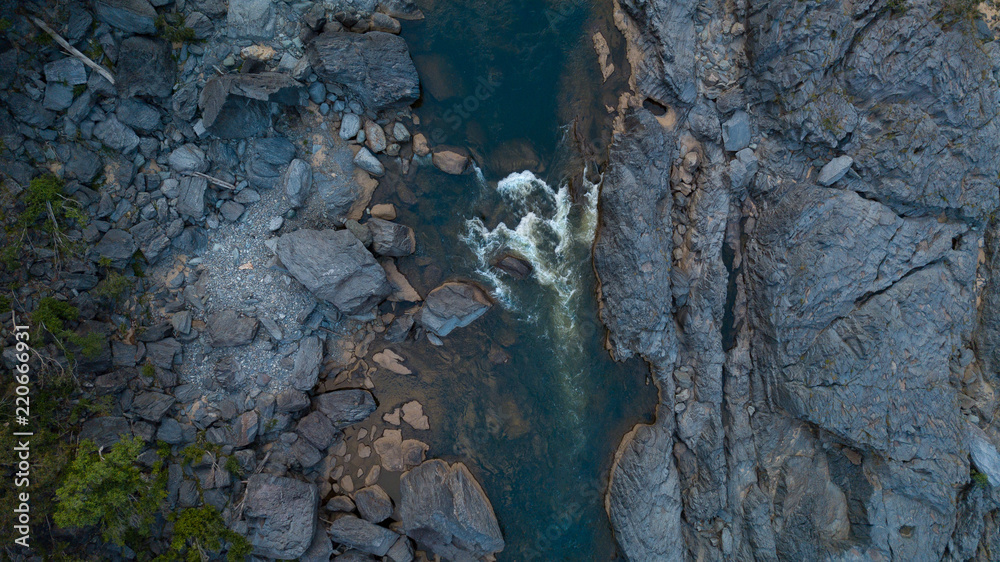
[29,16,116,85]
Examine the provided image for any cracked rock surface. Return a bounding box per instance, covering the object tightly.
[598,0,1000,559]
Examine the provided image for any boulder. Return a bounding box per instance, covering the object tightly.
[281,159,313,208]
[43,83,73,112]
[372,429,427,472]
[94,116,139,154]
[131,392,176,422]
[416,282,491,337]
[313,389,377,428]
[289,335,322,391]
[44,58,87,85]
[94,0,157,34]
[276,229,391,315]
[399,460,504,561]
[232,411,259,447]
[116,37,175,99]
[367,218,415,257]
[354,147,384,176]
[63,145,101,183]
[79,416,131,449]
[328,515,399,556]
[207,310,259,347]
[94,229,137,263]
[364,120,387,153]
[307,31,420,112]
[176,177,208,220]
[296,411,337,450]
[116,98,163,132]
[340,114,362,139]
[817,155,853,186]
[319,170,378,222]
[168,144,209,174]
[219,201,245,222]
[371,203,397,220]
[245,136,297,189]
[721,110,751,152]
[354,485,393,523]
[245,475,319,559]
[380,259,422,302]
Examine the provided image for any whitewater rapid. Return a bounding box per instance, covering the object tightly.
[461,169,600,427]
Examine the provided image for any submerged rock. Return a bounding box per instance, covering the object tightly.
[399,459,504,561]
[416,282,491,337]
[431,147,470,175]
[491,253,532,280]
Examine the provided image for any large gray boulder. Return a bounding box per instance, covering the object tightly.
[307,31,420,112]
[399,459,504,561]
[276,229,391,316]
[207,310,259,347]
[313,389,377,428]
[416,282,491,337]
[244,475,319,559]
[245,136,297,189]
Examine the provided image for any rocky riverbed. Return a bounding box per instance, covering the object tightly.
[0,0,511,560]
[6,0,1000,560]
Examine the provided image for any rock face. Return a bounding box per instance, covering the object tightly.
[598,0,1000,560]
[276,229,391,316]
[244,475,319,559]
[416,282,491,337]
[307,31,420,112]
[399,459,504,561]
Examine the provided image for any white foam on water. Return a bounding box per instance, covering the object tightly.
[461,169,601,429]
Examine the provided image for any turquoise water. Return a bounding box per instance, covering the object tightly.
[369,1,657,559]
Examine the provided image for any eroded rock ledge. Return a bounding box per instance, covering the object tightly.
[596,0,1000,559]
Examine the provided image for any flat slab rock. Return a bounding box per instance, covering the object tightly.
[399,459,504,560]
[244,474,319,559]
[276,229,391,316]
